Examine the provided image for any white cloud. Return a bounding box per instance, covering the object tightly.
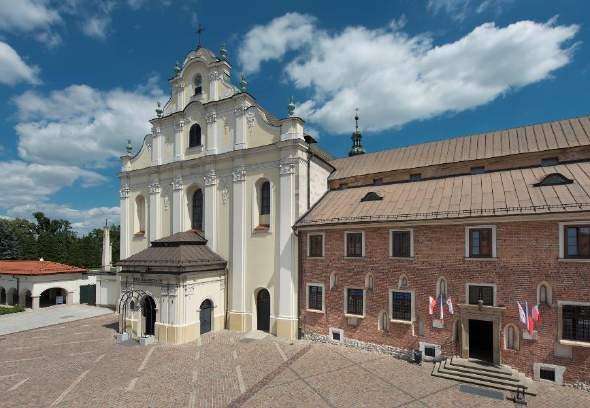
[0,161,106,209]
[14,78,163,168]
[0,42,40,85]
[243,16,579,134]
[82,15,112,39]
[427,0,514,21]
[238,12,316,75]
[0,0,60,32]
[6,202,120,234]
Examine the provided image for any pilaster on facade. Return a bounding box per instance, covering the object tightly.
[148,182,161,243]
[175,81,185,111]
[204,168,218,251]
[120,183,131,259]
[206,111,218,155]
[208,70,221,101]
[230,165,247,327]
[151,126,162,166]
[174,119,185,161]
[172,176,184,234]
[234,103,250,150]
[277,157,299,338]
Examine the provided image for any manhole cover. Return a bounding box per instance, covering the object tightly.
[459,384,505,400]
[60,315,75,319]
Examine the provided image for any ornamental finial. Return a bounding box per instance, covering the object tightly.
[287,96,295,117]
[126,139,133,154]
[155,101,163,118]
[220,44,228,61]
[348,108,365,157]
[239,74,248,92]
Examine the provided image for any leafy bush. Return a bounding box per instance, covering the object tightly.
[0,305,25,315]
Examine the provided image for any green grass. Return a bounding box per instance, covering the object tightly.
[0,305,25,315]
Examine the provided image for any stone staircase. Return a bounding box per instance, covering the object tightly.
[432,356,537,396]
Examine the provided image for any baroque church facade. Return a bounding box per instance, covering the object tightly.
[118,44,332,343]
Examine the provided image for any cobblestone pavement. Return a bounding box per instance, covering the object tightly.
[0,315,589,408]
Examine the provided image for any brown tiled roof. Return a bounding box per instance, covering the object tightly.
[296,162,590,227]
[0,261,86,276]
[119,230,226,273]
[329,116,590,180]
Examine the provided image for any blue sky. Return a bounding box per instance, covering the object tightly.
[0,0,588,233]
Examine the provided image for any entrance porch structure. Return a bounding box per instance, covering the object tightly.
[0,260,90,310]
[457,303,506,365]
[117,230,226,345]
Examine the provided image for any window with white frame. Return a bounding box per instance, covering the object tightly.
[308,233,324,257]
[258,180,271,228]
[307,284,324,312]
[466,226,496,258]
[562,304,590,343]
[391,290,414,322]
[391,229,413,257]
[345,232,364,257]
[563,225,590,259]
[345,288,364,316]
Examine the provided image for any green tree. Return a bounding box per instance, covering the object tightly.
[0,219,18,259]
[11,218,38,260]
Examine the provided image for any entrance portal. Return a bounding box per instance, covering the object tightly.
[199,299,212,335]
[40,288,67,307]
[142,296,156,336]
[256,289,270,332]
[469,319,493,362]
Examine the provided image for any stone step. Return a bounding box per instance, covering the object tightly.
[450,356,513,375]
[444,359,518,381]
[440,361,523,387]
[432,361,537,396]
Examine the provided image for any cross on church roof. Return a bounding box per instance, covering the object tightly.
[196,24,205,48]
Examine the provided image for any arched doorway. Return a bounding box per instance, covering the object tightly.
[40,288,67,307]
[199,299,213,335]
[256,289,270,332]
[142,296,156,336]
[0,287,5,305]
[22,290,32,309]
[7,288,18,306]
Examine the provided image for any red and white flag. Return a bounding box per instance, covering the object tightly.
[526,302,534,335]
[429,296,437,315]
[447,297,454,315]
[531,304,541,322]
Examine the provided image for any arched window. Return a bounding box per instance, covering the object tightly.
[378,310,388,331]
[398,274,408,289]
[329,272,337,290]
[194,74,203,96]
[258,181,271,227]
[365,273,374,291]
[189,124,202,148]
[537,282,552,306]
[192,189,203,231]
[436,277,448,301]
[505,324,519,351]
[135,195,146,234]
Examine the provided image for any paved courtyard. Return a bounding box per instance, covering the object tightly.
[0,315,589,408]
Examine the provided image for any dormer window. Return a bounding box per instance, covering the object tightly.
[534,173,573,187]
[189,124,202,147]
[361,192,383,202]
[541,157,559,166]
[194,74,203,96]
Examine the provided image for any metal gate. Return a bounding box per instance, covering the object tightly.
[80,284,96,305]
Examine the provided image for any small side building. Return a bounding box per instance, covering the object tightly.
[117,230,227,345]
[0,261,88,309]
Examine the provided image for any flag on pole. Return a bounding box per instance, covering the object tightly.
[525,302,534,335]
[447,297,454,315]
[531,304,540,322]
[517,302,526,325]
[439,294,444,320]
[429,296,437,315]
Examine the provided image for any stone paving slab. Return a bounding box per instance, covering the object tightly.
[1,315,590,408]
[0,304,113,335]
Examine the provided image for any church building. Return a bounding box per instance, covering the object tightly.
[117,43,333,344]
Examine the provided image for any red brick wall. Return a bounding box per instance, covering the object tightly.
[299,221,590,383]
